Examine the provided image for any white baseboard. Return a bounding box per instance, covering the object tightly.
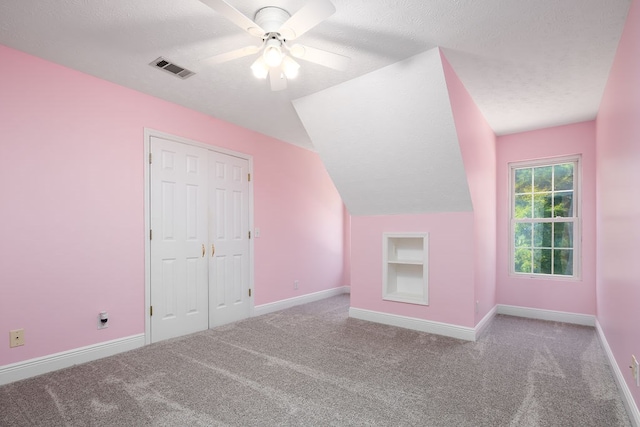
[253,286,350,317]
[349,307,476,341]
[595,320,640,427]
[0,334,145,386]
[496,304,595,326]
[474,306,497,340]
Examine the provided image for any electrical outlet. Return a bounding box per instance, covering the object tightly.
[97,311,109,330]
[294,280,299,290]
[631,355,639,386]
[9,329,24,348]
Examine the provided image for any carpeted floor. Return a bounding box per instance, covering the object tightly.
[0,295,632,426]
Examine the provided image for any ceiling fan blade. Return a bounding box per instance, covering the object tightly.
[278,0,336,40]
[289,44,349,71]
[202,45,261,64]
[199,0,265,36]
[269,67,287,91]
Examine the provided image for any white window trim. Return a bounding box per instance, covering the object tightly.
[508,155,582,281]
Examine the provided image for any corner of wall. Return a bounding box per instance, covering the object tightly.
[440,49,498,325]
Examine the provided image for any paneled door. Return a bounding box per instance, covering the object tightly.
[150,136,209,342]
[209,152,251,327]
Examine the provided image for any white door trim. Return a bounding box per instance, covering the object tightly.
[143,128,255,345]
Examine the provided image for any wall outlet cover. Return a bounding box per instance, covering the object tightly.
[9,329,25,348]
[97,314,109,330]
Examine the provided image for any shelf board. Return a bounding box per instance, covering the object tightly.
[388,259,423,265]
[383,291,428,306]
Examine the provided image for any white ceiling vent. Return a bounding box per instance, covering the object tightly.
[150,57,195,79]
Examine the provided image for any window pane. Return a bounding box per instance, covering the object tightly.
[515,223,532,247]
[533,222,552,248]
[514,248,532,273]
[533,193,552,218]
[533,249,552,274]
[554,164,574,191]
[553,192,574,217]
[554,223,574,248]
[553,249,573,275]
[534,166,552,192]
[510,159,578,278]
[514,194,532,218]
[515,168,532,193]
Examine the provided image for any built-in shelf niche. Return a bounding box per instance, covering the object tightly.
[383,233,429,305]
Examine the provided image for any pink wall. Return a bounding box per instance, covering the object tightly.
[350,213,476,327]
[343,205,352,287]
[0,44,345,366]
[251,144,345,304]
[596,0,640,408]
[442,52,498,325]
[496,121,597,314]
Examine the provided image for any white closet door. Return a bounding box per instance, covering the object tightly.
[209,151,251,327]
[150,137,209,342]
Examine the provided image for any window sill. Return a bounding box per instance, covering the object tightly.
[509,273,581,282]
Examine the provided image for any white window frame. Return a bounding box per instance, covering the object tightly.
[508,155,581,280]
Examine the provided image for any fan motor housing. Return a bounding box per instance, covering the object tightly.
[254,6,291,35]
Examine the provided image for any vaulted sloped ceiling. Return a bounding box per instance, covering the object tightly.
[293,48,472,216]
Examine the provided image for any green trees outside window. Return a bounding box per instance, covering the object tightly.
[511,161,578,277]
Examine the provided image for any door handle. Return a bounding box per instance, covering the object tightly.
[211,243,215,257]
[202,244,205,258]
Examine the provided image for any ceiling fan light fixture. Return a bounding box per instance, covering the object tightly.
[251,57,269,79]
[282,56,300,79]
[263,38,283,67]
[199,0,348,91]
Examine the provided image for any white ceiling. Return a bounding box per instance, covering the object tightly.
[294,48,472,216]
[0,0,632,151]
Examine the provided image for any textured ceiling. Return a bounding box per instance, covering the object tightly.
[0,0,632,150]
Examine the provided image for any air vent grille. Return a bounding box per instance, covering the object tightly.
[150,57,195,79]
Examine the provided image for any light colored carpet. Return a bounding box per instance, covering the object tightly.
[0,295,631,426]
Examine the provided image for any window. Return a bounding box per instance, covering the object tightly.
[510,156,579,278]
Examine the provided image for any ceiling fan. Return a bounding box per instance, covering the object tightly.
[199,0,349,91]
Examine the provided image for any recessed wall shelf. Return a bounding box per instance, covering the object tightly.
[383,233,429,305]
